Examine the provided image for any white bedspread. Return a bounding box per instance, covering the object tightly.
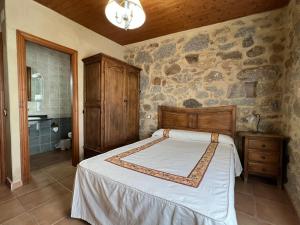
[71,134,242,225]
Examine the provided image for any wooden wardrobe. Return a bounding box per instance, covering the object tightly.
[83,53,140,158]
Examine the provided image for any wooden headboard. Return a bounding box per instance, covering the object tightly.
[158,105,236,137]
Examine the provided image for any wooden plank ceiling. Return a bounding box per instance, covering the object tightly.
[34,0,289,45]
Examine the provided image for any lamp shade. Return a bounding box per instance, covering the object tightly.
[105,0,146,30]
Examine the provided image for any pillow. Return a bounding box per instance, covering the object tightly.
[152,129,234,145]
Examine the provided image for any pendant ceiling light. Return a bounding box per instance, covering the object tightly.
[105,0,146,30]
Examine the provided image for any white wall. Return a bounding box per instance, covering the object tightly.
[3,0,126,182]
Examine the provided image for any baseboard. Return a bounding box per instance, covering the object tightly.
[5,177,23,190]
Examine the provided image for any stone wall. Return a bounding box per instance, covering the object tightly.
[123,2,300,217]
[125,8,289,139]
[282,0,300,216]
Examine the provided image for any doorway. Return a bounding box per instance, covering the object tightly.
[17,31,79,184]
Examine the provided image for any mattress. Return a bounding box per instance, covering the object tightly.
[71,129,242,225]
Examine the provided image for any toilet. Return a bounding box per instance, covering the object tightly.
[56,132,72,150]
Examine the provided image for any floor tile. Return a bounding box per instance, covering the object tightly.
[31,149,71,171]
[2,212,38,225]
[55,217,89,225]
[0,184,15,203]
[253,182,291,205]
[235,179,254,195]
[43,161,76,180]
[12,170,56,197]
[236,212,258,225]
[0,199,25,223]
[29,193,72,225]
[58,174,75,191]
[235,192,256,216]
[18,182,69,210]
[256,197,300,225]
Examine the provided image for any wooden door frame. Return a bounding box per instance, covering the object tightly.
[0,32,6,183]
[17,30,79,184]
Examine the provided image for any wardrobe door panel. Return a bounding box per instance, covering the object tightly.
[84,108,101,150]
[84,62,101,153]
[85,63,101,103]
[125,68,140,143]
[103,59,126,149]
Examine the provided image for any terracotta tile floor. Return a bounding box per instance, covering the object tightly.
[0,161,299,225]
[235,177,300,225]
[30,150,71,171]
[0,161,87,225]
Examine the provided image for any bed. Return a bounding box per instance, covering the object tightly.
[71,105,243,225]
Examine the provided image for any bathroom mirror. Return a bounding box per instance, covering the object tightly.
[27,66,44,102]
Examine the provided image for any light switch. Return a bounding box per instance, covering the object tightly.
[146,115,151,119]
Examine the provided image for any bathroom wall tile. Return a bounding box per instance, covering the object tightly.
[51,142,58,150]
[29,137,39,146]
[30,145,40,155]
[51,132,61,143]
[41,144,52,152]
[40,127,50,136]
[39,120,51,128]
[40,135,50,144]
[49,91,59,100]
[29,126,39,137]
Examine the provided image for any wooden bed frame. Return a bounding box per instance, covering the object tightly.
[158,105,236,137]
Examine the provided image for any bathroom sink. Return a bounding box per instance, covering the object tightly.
[28,117,42,121]
[28,115,48,128]
[28,115,48,121]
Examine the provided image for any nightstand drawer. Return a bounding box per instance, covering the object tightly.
[248,149,280,163]
[248,162,279,176]
[248,138,280,151]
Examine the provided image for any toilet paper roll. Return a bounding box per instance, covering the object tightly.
[52,127,59,133]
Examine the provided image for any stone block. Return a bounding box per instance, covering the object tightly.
[218,42,235,50]
[235,26,256,38]
[154,43,176,60]
[164,64,181,75]
[204,71,224,82]
[183,34,210,52]
[135,51,153,64]
[246,46,266,57]
[237,65,281,82]
[183,99,202,108]
[217,51,242,60]
[243,58,267,65]
[185,54,199,64]
[242,36,254,48]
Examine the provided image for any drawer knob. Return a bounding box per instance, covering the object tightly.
[261,156,266,160]
[261,144,266,148]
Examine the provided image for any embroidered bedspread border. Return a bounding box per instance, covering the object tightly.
[105,130,219,188]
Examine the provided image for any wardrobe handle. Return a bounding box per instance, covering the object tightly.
[124,99,128,103]
[3,109,7,117]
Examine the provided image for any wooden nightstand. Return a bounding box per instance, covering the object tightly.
[238,132,287,188]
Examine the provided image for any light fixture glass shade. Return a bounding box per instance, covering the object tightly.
[105,0,146,30]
